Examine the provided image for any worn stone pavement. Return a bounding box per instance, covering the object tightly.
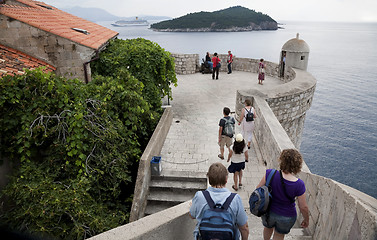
[159,71,306,239]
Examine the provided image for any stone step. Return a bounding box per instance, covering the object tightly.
[144,201,178,216]
[149,178,207,191]
[248,227,312,240]
[153,169,207,182]
[147,189,196,203]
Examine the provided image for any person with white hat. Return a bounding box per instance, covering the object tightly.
[227,133,248,191]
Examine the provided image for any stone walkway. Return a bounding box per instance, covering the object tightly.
[159,71,307,239]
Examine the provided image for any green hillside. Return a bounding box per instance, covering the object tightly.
[151,6,277,31]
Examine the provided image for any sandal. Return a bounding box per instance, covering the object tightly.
[218,154,224,160]
[239,183,243,187]
[232,185,238,191]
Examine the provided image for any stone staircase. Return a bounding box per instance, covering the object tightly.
[145,170,208,215]
[145,170,312,239]
[247,214,312,240]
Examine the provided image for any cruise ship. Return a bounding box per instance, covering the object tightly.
[111,17,149,27]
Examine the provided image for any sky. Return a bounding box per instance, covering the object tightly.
[41,0,377,23]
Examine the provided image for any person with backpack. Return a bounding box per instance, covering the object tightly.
[227,134,248,191]
[218,107,235,161]
[238,99,256,150]
[255,149,309,240]
[189,162,249,240]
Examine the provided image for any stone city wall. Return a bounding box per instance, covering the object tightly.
[252,96,377,239]
[265,85,316,148]
[88,59,377,240]
[236,69,316,149]
[171,53,199,74]
[171,54,296,82]
[237,68,377,239]
[129,106,173,222]
[232,57,296,82]
[0,15,95,81]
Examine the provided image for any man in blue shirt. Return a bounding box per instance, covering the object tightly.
[189,162,249,240]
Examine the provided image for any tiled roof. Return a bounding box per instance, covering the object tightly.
[0,44,56,77]
[0,0,119,50]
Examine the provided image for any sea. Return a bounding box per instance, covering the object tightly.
[97,20,377,199]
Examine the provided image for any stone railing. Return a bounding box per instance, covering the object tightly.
[171,53,199,74]
[129,106,173,222]
[89,201,195,240]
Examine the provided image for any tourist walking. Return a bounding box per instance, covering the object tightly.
[227,50,233,74]
[258,58,265,84]
[218,107,235,160]
[255,149,310,240]
[189,162,249,240]
[205,52,213,70]
[212,52,221,80]
[238,99,256,149]
[227,134,248,191]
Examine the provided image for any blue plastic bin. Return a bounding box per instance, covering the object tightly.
[151,156,162,175]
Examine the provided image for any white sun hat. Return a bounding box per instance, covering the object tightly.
[235,133,243,142]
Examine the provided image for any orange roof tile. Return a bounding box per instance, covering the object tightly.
[0,44,56,77]
[0,0,119,50]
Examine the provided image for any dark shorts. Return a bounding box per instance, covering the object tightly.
[228,162,245,173]
[262,211,297,234]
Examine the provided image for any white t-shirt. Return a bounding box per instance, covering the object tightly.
[231,145,248,163]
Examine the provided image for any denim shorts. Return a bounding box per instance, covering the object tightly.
[262,211,297,234]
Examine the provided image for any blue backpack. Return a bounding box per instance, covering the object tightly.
[199,190,237,240]
[249,169,277,217]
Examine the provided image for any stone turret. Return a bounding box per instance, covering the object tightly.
[281,33,310,72]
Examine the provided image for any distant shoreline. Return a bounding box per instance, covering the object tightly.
[151,26,278,32]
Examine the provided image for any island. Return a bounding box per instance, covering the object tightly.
[150,6,278,32]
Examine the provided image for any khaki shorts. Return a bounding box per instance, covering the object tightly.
[219,135,233,148]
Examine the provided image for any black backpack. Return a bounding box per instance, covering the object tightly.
[245,108,254,122]
[199,190,237,240]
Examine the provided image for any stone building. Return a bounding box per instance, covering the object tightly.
[0,0,118,82]
[280,33,310,77]
[0,43,55,77]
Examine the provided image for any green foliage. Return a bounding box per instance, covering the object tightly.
[91,38,177,111]
[0,67,155,238]
[0,37,175,239]
[1,163,127,239]
[151,6,277,30]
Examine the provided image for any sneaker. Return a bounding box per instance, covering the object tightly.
[218,154,224,160]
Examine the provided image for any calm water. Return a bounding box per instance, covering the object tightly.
[99,21,377,199]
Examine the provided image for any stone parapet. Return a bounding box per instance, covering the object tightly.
[236,68,316,149]
[171,53,199,74]
[89,201,195,240]
[232,57,296,82]
[298,172,377,239]
[129,106,173,222]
